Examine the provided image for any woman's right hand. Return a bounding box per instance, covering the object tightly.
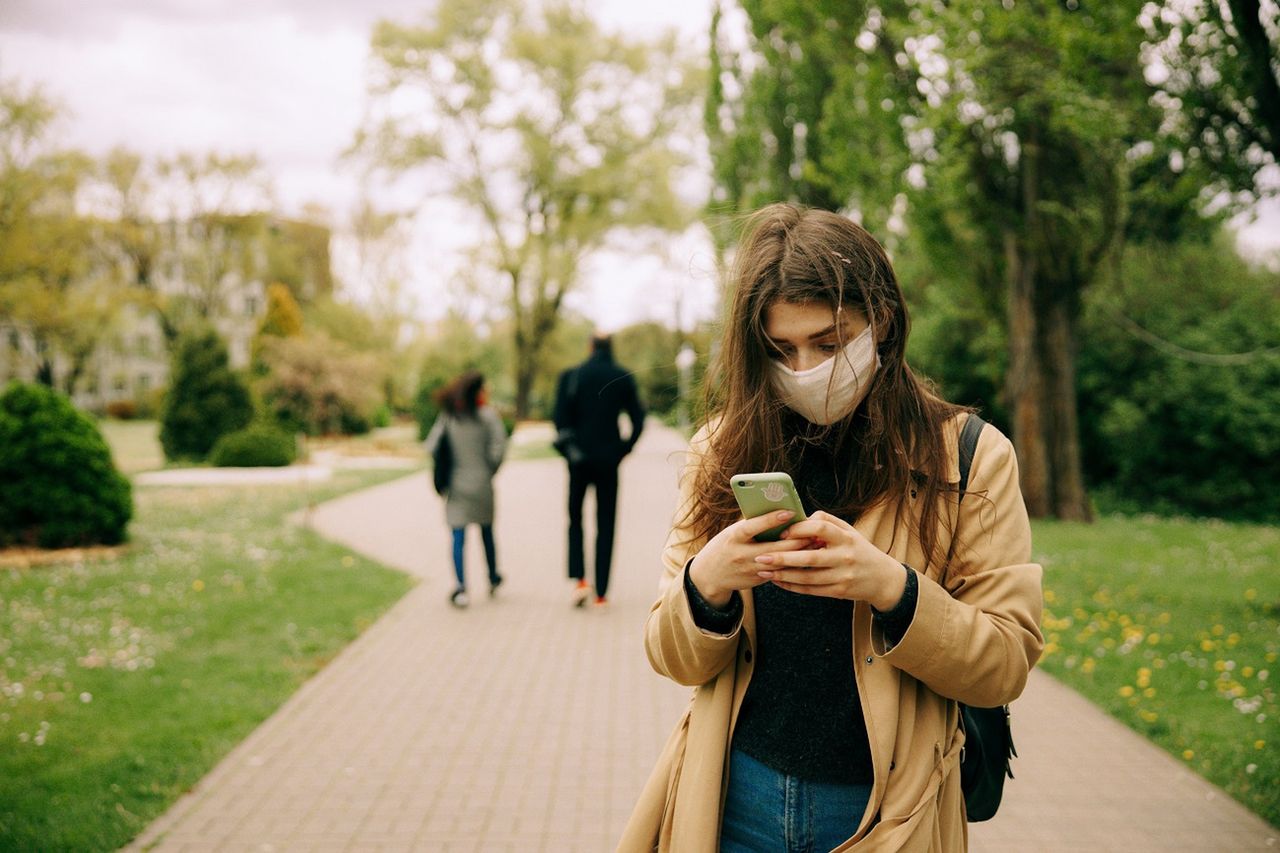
[688,511,814,608]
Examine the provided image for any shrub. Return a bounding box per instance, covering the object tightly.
[259,334,383,436]
[0,382,133,548]
[104,399,138,420]
[159,328,254,461]
[1076,239,1280,521]
[209,424,298,467]
[412,377,446,441]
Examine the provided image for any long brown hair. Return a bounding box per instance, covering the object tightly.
[689,203,968,572]
[436,371,485,416]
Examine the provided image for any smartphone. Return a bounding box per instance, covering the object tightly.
[730,472,807,541]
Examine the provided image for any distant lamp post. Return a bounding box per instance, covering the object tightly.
[675,344,696,430]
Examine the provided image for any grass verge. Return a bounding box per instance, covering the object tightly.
[0,469,416,851]
[1033,514,1279,827]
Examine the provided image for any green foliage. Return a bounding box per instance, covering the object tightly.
[1141,0,1280,195]
[0,382,132,547]
[264,218,334,300]
[1033,514,1280,827]
[257,282,304,340]
[0,470,412,851]
[258,334,384,436]
[209,423,298,467]
[412,378,446,442]
[158,328,253,461]
[1076,238,1280,521]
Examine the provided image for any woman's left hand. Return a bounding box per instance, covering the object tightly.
[753,510,907,611]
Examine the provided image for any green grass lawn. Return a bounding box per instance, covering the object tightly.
[97,419,165,475]
[1033,514,1280,828]
[0,469,416,852]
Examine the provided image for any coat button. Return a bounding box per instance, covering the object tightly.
[865,656,874,664]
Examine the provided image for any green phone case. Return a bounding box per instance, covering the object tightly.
[730,472,807,541]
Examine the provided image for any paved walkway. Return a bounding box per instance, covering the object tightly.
[128,423,1278,852]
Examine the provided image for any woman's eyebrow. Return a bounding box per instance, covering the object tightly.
[807,324,839,340]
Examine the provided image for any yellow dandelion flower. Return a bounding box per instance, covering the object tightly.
[1214,660,1228,672]
[1081,658,1097,674]
[1201,640,1216,652]
[1139,710,1158,723]
[1143,687,1156,698]
[1268,652,1278,663]
[1212,624,1225,636]
[1244,588,1257,601]
[1147,633,1161,645]
[1255,741,1266,751]
[1044,589,1056,603]
[1119,685,1135,697]
[192,579,205,592]
[1182,749,1194,760]
[1242,667,1254,678]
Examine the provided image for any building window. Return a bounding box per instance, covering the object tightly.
[136,374,151,393]
[7,330,19,352]
[137,335,152,357]
[112,374,128,393]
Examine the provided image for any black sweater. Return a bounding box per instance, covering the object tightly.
[684,434,918,784]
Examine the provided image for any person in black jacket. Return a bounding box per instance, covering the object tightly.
[552,333,645,608]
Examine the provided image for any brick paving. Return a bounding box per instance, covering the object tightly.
[128,422,1278,852]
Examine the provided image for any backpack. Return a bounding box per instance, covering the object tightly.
[431,417,453,496]
[953,413,1018,822]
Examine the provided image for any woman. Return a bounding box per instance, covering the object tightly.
[618,204,1043,851]
[423,371,507,608]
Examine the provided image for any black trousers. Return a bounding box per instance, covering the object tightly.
[567,458,619,597]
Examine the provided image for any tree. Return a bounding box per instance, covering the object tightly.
[159,327,253,460]
[711,1,1191,519]
[1142,0,1280,197]
[0,80,120,395]
[354,0,703,417]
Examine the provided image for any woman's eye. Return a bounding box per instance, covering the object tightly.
[818,343,839,354]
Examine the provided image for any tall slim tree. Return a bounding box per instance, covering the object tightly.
[353,0,703,417]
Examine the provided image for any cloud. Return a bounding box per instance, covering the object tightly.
[0,0,432,37]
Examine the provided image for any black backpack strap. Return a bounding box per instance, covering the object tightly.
[957,413,986,505]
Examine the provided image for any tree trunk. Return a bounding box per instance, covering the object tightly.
[1042,291,1093,521]
[1004,230,1052,517]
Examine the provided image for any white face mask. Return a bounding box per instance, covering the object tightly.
[769,324,880,425]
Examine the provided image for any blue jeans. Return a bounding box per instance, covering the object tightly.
[451,524,498,590]
[720,749,871,853]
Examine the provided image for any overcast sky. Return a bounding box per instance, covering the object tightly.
[1,1,1276,331]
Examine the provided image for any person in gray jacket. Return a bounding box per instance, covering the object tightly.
[423,371,508,608]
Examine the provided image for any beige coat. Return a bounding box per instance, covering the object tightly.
[617,416,1044,852]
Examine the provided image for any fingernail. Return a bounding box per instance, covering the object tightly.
[757,571,774,579]
[755,555,774,565]
[776,510,793,520]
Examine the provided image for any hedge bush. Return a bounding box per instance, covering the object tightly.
[0,382,133,548]
[160,328,253,461]
[209,424,298,468]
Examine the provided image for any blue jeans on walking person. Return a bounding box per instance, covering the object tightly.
[720,749,871,853]
[451,524,498,590]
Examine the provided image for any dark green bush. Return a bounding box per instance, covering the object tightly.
[160,328,253,461]
[412,377,447,441]
[0,382,133,548]
[209,424,298,467]
[1076,238,1280,521]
